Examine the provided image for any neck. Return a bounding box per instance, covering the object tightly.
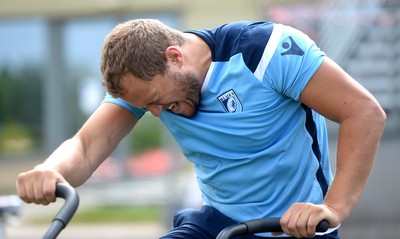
[183,33,212,84]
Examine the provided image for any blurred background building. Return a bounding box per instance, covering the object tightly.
[0,0,399,238]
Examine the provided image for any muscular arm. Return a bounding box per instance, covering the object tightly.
[279,57,386,237]
[17,103,138,204]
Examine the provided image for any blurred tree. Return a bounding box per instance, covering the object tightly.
[0,69,15,121]
[0,65,43,150]
[0,64,166,153]
[129,113,164,154]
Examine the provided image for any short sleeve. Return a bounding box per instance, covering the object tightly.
[264,25,326,101]
[102,93,147,119]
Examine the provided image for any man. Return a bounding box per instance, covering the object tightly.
[16,19,386,238]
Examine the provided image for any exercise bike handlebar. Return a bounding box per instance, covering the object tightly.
[216,217,329,239]
[42,183,79,239]
[38,183,328,239]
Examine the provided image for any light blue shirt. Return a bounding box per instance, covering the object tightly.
[103,22,332,231]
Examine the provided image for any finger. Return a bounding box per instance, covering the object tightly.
[33,176,45,204]
[37,169,60,204]
[306,205,326,236]
[282,203,308,238]
[306,217,317,237]
[23,171,41,204]
[16,173,30,203]
[297,205,315,238]
[294,203,322,238]
[26,180,37,203]
[279,207,290,234]
[292,203,326,238]
[42,177,57,204]
[286,213,301,238]
[280,204,299,237]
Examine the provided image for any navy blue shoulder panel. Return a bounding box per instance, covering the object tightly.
[185,21,274,73]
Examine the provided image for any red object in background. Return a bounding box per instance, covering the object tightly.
[125,149,173,177]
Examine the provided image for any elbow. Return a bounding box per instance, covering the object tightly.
[369,99,387,134]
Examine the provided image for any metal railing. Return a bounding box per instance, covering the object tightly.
[317,0,382,65]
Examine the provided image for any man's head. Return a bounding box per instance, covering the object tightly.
[100,19,202,118]
[100,19,185,97]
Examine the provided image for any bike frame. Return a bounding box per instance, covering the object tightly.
[43,183,79,239]
[216,218,328,239]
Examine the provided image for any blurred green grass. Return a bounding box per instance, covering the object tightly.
[33,205,161,224]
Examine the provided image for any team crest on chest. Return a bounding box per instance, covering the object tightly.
[218,89,243,113]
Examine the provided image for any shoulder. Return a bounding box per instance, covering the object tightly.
[186,21,275,62]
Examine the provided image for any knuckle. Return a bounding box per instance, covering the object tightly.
[287,221,297,231]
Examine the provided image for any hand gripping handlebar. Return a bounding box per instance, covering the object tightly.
[42,183,79,239]
[216,217,329,239]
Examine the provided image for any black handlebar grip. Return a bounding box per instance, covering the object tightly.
[42,183,80,239]
[216,217,329,239]
[315,219,329,232]
[244,217,329,234]
[243,217,282,234]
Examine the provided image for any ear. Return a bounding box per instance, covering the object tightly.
[164,46,184,66]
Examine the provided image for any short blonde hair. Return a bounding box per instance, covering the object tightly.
[100,19,185,97]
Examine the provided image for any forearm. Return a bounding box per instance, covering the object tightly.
[34,136,95,187]
[324,104,386,221]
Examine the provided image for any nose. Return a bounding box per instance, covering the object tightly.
[147,103,163,117]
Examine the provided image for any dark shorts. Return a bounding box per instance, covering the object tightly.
[160,205,341,239]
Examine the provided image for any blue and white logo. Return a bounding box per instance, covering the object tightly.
[218,89,243,113]
[281,36,304,56]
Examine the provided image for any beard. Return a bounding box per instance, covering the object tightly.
[169,70,202,118]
